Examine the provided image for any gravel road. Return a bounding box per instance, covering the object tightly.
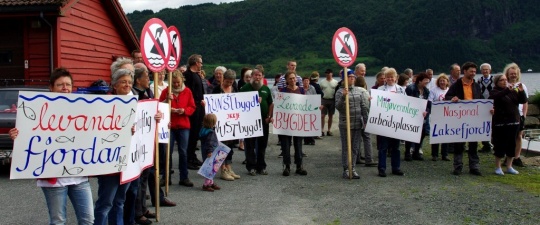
[1,116,539,225]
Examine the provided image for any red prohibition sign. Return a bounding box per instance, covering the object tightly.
[166,26,182,71]
[332,27,358,68]
[140,18,171,72]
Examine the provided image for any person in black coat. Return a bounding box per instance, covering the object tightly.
[183,54,206,171]
[404,73,431,161]
[489,74,527,175]
[444,62,484,176]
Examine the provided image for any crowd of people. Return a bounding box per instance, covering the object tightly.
[9,48,530,224]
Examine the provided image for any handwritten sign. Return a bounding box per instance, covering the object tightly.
[157,103,170,144]
[120,100,158,183]
[197,143,231,179]
[10,92,137,179]
[364,89,427,143]
[204,91,263,141]
[429,100,493,144]
[272,92,322,136]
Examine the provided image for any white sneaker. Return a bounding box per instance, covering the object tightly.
[507,167,519,175]
[495,167,504,176]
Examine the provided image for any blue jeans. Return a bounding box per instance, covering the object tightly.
[94,175,130,225]
[41,181,93,225]
[377,136,401,172]
[171,128,189,180]
[123,177,140,225]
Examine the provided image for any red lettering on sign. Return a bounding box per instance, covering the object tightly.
[32,104,122,132]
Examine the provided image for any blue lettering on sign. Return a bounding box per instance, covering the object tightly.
[158,127,169,140]
[16,136,124,177]
[205,94,260,114]
[214,119,262,138]
[431,122,491,139]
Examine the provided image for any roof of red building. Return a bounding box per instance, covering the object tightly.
[0,0,138,52]
[0,0,68,6]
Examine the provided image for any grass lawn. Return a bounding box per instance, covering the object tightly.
[421,140,540,195]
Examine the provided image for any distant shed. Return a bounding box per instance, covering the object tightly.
[0,0,138,87]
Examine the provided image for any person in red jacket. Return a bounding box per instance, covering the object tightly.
[159,70,197,187]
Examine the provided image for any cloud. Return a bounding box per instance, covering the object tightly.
[118,0,243,13]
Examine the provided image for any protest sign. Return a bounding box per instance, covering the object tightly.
[430,100,493,144]
[204,91,263,141]
[364,89,427,143]
[121,100,159,183]
[157,103,170,144]
[272,92,322,136]
[10,92,137,179]
[197,143,231,179]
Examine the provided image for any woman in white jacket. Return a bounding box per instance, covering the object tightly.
[428,74,451,161]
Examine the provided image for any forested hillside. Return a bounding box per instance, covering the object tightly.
[126,0,540,75]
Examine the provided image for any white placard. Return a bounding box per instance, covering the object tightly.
[10,92,137,179]
[272,92,322,136]
[120,100,158,183]
[197,143,231,179]
[430,100,493,144]
[365,89,427,143]
[157,103,170,144]
[204,91,263,141]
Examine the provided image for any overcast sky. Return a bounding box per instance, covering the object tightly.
[118,0,243,13]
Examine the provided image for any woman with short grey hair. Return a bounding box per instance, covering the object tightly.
[211,69,242,181]
[210,66,227,87]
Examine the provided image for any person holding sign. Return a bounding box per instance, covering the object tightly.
[302,76,318,146]
[94,68,134,225]
[404,72,431,161]
[9,68,94,225]
[211,69,242,180]
[428,74,451,161]
[159,70,196,187]
[376,68,406,177]
[241,68,274,175]
[444,62,483,176]
[279,71,308,176]
[335,70,369,179]
[489,74,527,175]
[95,68,163,225]
[199,114,223,191]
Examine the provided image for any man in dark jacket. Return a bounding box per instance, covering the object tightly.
[444,62,483,176]
[183,54,206,171]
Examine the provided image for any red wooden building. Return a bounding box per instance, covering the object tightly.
[0,0,138,87]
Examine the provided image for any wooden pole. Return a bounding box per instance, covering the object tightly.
[165,70,172,196]
[153,71,160,222]
[344,67,353,179]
